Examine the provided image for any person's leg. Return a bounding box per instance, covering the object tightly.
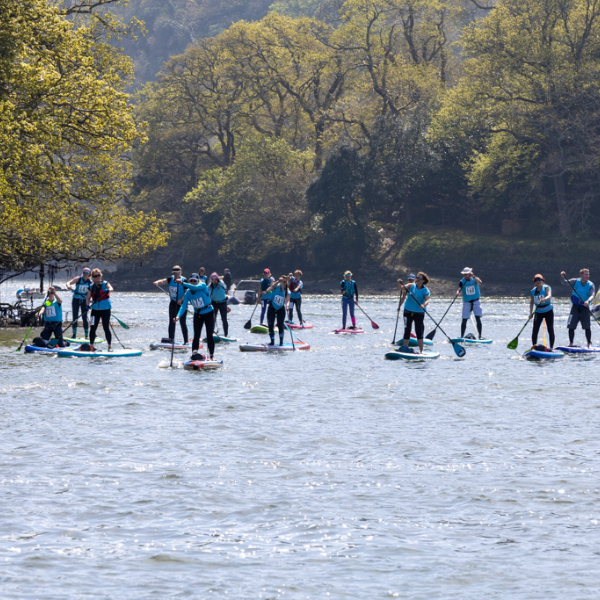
[168,301,177,340]
[71,298,80,338]
[342,297,348,329]
[102,310,112,347]
[40,323,52,341]
[545,311,555,348]
[581,307,592,346]
[474,300,483,338]
[192,312,201,352]
[81,302,89,338]
[219,303,228,337]
[89,310,99,346]
[402,312,414,346]
[415,313,425,353]
[461,302,470,337]
[532,313,542,345]
[567,307,579,345]
[296,297,303,324]
[203,311,215,358]
[349,298,356,327]
[288,299,294,323]
[277,308,285,345]
[54,321,65,347]
[260,299,268,324]
[475,317,483,337]
[180,311,189,344]
[267,305,276,344]
[585,328,592,345]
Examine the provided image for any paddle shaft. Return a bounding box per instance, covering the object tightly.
[507,309,537,349]
[285,321,296,351]
[244,303,259,329]
[355,302,379,329]
[392,292,403,344]
[562,274,600,328]
[426,295,458,340]
[16,295,48,351]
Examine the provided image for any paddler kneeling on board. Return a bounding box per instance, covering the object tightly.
[265,275,289,346]
[176,273,215,360]
[455,267,485,340]
[561,268,595,348]
[38,287,66,348]
[398,272,430,354]
[340,271,359,330]
[530,274,555,350]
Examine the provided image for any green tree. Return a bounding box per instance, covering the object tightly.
[0,0,168,281]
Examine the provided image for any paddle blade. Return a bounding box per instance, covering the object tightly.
[425,329,436,341]
[370,321,379,330]
[243,320,252,330]
[453,343,466,358]
[507,338,518,350]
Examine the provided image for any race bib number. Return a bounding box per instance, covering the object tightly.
[272,294,285,309]
[77,284,89,295]
[46,305,57,318]
[191,297,205,309]
[169,287,178,300]
[465,285,476,296]
[534,295,541,305]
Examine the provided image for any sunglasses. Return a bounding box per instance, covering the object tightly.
[416,277,424,280]
[92,274,102,278]
[189,279,199,283]
[534,278,543,282]
[172,269,181,272]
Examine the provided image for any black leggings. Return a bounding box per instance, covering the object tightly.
[193,310,215,357]
[72,298,89,331]
[288,297,303,323]
[168,301,188,342]
[41,321,65,347]
[532,310,555,348]
[90,309,112,346]
[403,311,425,340]
[461,316,482,337]
[212,301,228,336]
[267,304,286,342]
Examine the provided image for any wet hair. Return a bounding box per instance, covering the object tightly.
[417,271,430,285]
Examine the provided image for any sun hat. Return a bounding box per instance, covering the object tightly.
[344,270,352,276]
[210,272,219,279]
[189,273,200,282]
[408,273,416,280]
[461,267,473,275]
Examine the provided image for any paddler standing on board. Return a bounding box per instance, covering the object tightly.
[258,268,274,326]
[265,275,289,346]
[65,267,92,339]
[86,268,113,351]
[561,269,595,348]
[398,272,430,353]
[287,270,304,325]
[530,274,555,350]
[340,271,359,330]
[455,267,484,340]
[153,265,188,345]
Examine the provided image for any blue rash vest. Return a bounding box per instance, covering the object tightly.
[571,278,594,306]
[290,279,303,300]
[210,280,227,303]
[199,275,207,283]
[340,279,356,298]
[90,281,111,310]
[404,283,430,313]
[261,277,274,302]
[43,299,63,322]
[271,283,287,311]
[531,284,553,313]
[178,283,214,316]
[73,276,92,300]
[459,277,480,302]
[168,275,187,302]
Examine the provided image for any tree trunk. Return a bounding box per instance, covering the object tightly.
[553,173,571,237]
[39,263,45,293]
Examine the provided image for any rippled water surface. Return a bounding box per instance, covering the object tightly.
[1,286,600,598]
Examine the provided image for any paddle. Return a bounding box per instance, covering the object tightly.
[111,314,130,329]
[109,322,128,349]
[392,292,403,344]
[562,273,600,329]
[284,321,296,351]
[425,295,458,341]
[507,309,537,350]
[170,332,176,368]
[355,302,379,329]
[244,303,259,330]
[399,282,466,358]
[15,295,47,351]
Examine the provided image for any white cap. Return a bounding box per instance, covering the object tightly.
[461,267,472,275]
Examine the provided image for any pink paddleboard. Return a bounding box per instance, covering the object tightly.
[333,328,365,334]
[287,322,313,329]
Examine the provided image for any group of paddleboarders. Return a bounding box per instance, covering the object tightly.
[35,267,114,350]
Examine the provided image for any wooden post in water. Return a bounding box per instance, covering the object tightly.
[39,263,45,293]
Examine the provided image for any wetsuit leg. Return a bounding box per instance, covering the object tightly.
[168,301,178,340]
[585,328,592,344]
[545,311,555,348]
[475,316,482,337]
[349,298,356,326]
[89,309,100,346]
[267,304,276,343]
[403,311,415,341]
[179,311,188,344]
[41,323,53,342]
[81,302,89,336]
[214,302,228,336]
[287,300,294,322]
[414,313,425,339]
[192,312,201,352]
[296,297,303,324]
[54,321,65,347]
[532,313,542,345]
[101,309,112,345]
[202,311,215,357]
[342,297,348,329]
[276,308,285,344]
[461,319,468,338]
[72,298,81,337]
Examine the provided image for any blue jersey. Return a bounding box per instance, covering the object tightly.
[271,283,287,311]
[290,279,303,300]
[178,283,214,316]
[459,277,480,302]
[571,279,594,306]
[90,281,111,310]
[341,279,356,298]
[210,280,227,303]
[199,275,207,283]
[404,283,430,313]
[261,277,274,301]
[43,299,63,322]
[531,284,552,313]
[168,275,187,301]
[73,276,92,300]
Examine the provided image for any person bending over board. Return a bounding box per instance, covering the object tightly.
[154,266,188,345]
[287,270,304,325]
[340,271,359,330]
[39,287,65,347]
[65,267,92,339]
[265,275,289,346]
[561,268,595,348]
[398,272,431,353]
[176,273,215,360]
[86,268,113,351]
[455,267,484,339]
[258,268,275,325]
[530,274,555,349]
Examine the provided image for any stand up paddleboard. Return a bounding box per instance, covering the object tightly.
[394,335,434,347]
[450,338,493,345]
[57,347,142,358]
[150,341,198,351]
[523,348,564,360]
[333,328,365,334]
[555,346,600,354]
[250,325,269,334]
[183,359,224,370]
[25,344,80,354]
[64,337,104,344]
[203,335,237,343]
[386,349,440,361]
[239,342,310,352]
[286,322,313,329]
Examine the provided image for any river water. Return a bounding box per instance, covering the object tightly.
[1,283,599,598]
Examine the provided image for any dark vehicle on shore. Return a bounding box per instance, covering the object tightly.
[228,280,261,305]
